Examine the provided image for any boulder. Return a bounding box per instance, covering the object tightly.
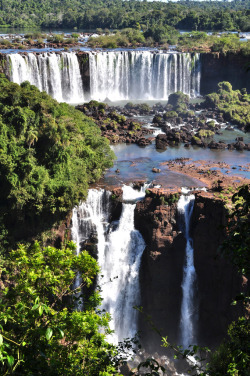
[156,134,168,150]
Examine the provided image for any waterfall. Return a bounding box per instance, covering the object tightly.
[71,186,146,343]
[6,51,201,103]
[71,189,110,309]
[177,192,197,349]
[7,52,84,103]
[89,51,201,101]
[101,202,145,343]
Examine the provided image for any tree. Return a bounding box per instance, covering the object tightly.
[0,75,115,245]
[0,241,120,375]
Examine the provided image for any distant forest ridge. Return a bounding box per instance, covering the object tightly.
[0,0,250,31]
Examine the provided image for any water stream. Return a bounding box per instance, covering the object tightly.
[72,185,146,343]
[177,192,197,349]
[89,51,201,101]
[7,51,201,102]
[7,51,84,103]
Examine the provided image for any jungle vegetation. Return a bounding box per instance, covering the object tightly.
[204,81,250,131]
[0,241,124,375]
[0,0,250,31]
[87,28,250,54]
[0,74,115,245]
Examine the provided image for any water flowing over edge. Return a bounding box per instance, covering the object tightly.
[7,51,201,103]
[89,51,201,101]
[7,51,84,103]
[71,186,146,344]
[177,192,197,349]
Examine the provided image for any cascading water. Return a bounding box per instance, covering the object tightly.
[101,203,145,343]
[89,51,201,101]
[7,51,201,103]
[71,189,110,309]
[7,52,84,103]
[71,186,146,344]
[177,191,197,349]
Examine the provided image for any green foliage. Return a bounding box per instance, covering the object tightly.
[1,0,250,32]
[163,111,178,119]
[0,242,119,375]
[159,193,179,206]
[208,318,250,376]
[205,82,250,131]
[88,28,145,48]
[131,358,166,376]
[197,129,214,138]
[47,34,65,43]
[0,75,114,244]
[168,91,189,112]
[221,184,250,278]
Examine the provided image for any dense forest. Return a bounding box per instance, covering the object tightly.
[0,0,250,31]
[0,75,115,246]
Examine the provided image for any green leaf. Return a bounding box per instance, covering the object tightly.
[38,305,43,316]
[45,327,53,341]
[32,304,39,310]
[0,334,3,345]
[58,328,64,338]
[7,355,15,367]
[35,297,40,304]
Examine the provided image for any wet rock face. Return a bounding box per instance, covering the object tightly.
[200,53,250,94]
[134,195,186,353]
[134,191,244,353]
[191,192,243,347]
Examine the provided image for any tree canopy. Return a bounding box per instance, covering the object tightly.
[0,241,121,375]
[204,82,250,131]
[0,74,115,245]
[0,0,250,31]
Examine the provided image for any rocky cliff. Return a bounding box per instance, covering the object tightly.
[134,189,243,352]
[77,52,90,97]
[191,191,243,347]
[134,190,186,353]
[200,52,250,94]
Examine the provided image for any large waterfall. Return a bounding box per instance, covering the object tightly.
[7,52,84,103]
[177,192,197,349]
[89,51,201,101]
[7,51,201,103]
[72,186,146,343]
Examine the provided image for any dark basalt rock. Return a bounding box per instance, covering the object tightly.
[133,191,244,353]
[208,141,227,149]
[234,141,245,151]
[155,134,169,150]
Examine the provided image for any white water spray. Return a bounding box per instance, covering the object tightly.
[89,51,201,101]
[101,201,145,343]
[7,52,84,103]
[71,189,110,309]
[7,51,201,103]
[71,186,146,343]
[177,192,197,349]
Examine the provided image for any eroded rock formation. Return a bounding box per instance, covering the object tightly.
[134,189,244,352]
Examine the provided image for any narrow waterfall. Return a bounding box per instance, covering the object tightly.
[101,201,145,343]
[177,192,197,349]
[7,52,84,103]
[71,189,110,258]
[89,51,201,101]
[71,189,110,309]
[72,186,146,344]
